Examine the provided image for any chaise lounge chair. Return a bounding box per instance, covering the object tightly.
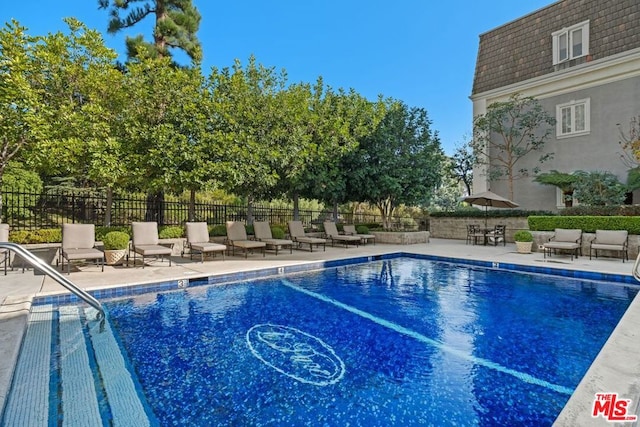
[0,224,9,275]
[343,224,376,246]
[543,228,582,261]
[253,221,293,255]
[323,221,361,248]
[287,221,326,252]
[225,221,266,258]
[590,229,628,262]
[60,224,104,274]
[131,222,173,268]
[183,222,226,262]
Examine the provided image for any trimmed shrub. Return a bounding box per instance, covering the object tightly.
[430,209,554,218]
[245,224,254,236]
[513,230,533,242]
[210,225,227,236]
[158,226,184,239]
[271,226,285,239]
[356,225,370,234]
[9,228,61,244]
[528,216,640,234]
[96,226,131,241]
[102,231,130,250]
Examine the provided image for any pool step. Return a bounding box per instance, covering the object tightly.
[2,305,152,426]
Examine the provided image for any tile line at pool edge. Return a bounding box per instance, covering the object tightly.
[280,278,574,396]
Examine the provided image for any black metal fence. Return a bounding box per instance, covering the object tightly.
[2,190,428,231]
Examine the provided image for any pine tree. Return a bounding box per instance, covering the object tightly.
[98,0,202,63]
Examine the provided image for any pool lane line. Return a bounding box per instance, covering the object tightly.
[280,279,573,396]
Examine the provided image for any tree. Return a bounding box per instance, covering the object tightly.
[98,0,202,63]
[572,171,627,206]
[617,116,640,190]
[348,101,444,229]
[533,170,578,207]
[449,139,475,196]
[472,93,555,200]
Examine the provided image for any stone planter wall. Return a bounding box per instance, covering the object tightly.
[429,217,529,243]
[371,231,430,245]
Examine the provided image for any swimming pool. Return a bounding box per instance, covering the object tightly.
[2,256,637,426]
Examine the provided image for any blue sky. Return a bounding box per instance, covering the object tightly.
[4,1,554,155]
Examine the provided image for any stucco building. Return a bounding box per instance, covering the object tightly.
[471,0,640,210]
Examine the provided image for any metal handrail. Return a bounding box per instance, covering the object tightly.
[0,242,105,325]
[633,251,640,283]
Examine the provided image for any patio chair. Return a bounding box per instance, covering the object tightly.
[131,222,173,268]
[253,221,293,255]
[183,222,226,262]
[287,221,326,252]
[487,225,506,246]
[543,228,582,261]
[343,224,376,246]
[60,224,104,274]
[466,224,480,245]
[0,224,10,275]
[225,221,266,258]
[590,230,629,262]
[323,221,361,248]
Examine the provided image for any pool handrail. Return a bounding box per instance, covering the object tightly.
[0,242,105,324]
[633,251,640,283]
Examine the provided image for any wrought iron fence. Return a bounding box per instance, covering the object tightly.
[1,190,428,231]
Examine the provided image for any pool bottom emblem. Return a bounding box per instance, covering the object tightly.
[246,324,345,386]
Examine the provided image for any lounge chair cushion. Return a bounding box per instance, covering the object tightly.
[552,228,582,243]
[134,244,172,256]
[186,222,210,244]
[591,230,628,248]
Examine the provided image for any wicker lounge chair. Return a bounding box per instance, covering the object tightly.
[323,221,360,248]
[183,222,226,262]
[287,221,326,252]
[253,221,293,255]
[60,224,104,274]
[590,230,628,262]
[543,228,582,261]
[225,221,266,258]
[131,222,173,268]
[343,225,376,246]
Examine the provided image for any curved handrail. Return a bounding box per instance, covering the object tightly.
[0,242,105,325]
[633,251,640,283]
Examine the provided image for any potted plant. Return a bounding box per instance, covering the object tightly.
[514,230,533,254]
[102,231,130,265]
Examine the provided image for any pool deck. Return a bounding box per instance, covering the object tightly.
[1,238,639,425]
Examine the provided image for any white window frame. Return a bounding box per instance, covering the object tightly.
[556,98,590,138]
[552,20,589,65]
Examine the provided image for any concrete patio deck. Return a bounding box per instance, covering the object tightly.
[1,238,638,425]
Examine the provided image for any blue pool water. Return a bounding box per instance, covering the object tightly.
[101,257,636,426]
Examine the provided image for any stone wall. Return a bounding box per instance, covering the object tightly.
[429,217,529,243]
[371,231,430,245]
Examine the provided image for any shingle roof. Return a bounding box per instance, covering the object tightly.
[472,0,640,95]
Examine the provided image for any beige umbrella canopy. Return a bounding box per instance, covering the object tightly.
[460,190,519,228]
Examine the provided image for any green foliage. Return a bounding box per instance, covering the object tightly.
[356,225,370,234]
[9,228,61,244]
[158,225,184,239]
[572,171,627,206]
[347,101,444,229]
[210,224,227,236]
[102,231,130,250]
[270,226,285,239]
[560,205,640,216]
[95,226,131,241]
[472,93,556,200]
[533,170,577,192]
[528,216,640,234]
[450,139,475,196]
[513,230,533,242]
[1,163,43,220]
[98,0,202,63]
[626,167,640,191]
[245,224,254,236]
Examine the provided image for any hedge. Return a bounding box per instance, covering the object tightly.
[528,216,640,234]
[430,209,553,218]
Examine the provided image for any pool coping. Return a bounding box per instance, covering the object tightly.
[2,251,640,425]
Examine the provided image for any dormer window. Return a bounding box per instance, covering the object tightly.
[552,21,589,65]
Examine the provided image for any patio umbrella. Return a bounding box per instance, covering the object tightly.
[460,190,519,229]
